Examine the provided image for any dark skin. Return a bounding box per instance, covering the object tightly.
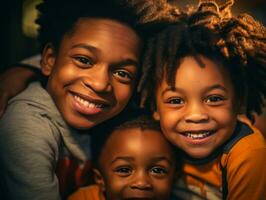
[0,66,38,117]
[94,127,176,200]
[0,65,266,137]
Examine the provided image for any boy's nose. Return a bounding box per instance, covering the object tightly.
[184,103,209,123]
[83,65,112,93]
[130,172,152,190]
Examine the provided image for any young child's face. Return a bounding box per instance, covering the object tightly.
[154,56,238,159]
[42,18,141,129]
[97,127,176,200]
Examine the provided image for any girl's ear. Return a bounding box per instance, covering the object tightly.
[93,168,105,192]
[41,43,56,76]
[153,111,161,120]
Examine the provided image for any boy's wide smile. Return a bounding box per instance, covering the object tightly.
[70,91,110,115]
[43,18,141,129]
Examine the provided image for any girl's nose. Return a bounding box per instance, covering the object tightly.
[184,103,209,123]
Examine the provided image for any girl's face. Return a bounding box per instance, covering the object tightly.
[154,55,238,158]
[42,18,141,129]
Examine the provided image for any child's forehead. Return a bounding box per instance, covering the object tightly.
[99,127,175,163]
[103,127,169,150]
[159,55,230,85]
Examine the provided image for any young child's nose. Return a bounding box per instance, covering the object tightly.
[184,104,209,123]
[130,172,152,190]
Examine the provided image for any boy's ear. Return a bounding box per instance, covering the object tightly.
[41,43,56,76]
[153,111,161,120]
[93,168,105,192]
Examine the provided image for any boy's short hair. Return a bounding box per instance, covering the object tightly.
[36,0,149,51]
[90,112,162,168]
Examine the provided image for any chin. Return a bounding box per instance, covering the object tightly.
[186,148,213,159]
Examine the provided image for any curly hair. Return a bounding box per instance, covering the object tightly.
[139,0,266,121]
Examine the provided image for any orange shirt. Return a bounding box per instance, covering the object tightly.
[68,185,104,200]
[174,120,266,200]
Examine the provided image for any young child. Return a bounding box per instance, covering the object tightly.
[139,0,266,199]
[68,115,177,200]
[0,0,153,199]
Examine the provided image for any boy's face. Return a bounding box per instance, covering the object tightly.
[97,128,176,200]
[42,18,141,129]
[154,56,238,159]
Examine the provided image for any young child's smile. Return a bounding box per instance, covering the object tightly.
[43,18,141,129]
[98,127,176,200]
[154,55,239,158]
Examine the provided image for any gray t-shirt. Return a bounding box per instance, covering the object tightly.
[0,82,91,200]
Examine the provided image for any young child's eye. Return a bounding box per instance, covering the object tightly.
[73,56,94,67]
[114,166,132,177]
[205,95,226,105]
[113,70,133,83]
[167,98,184,105]
[150,166,167,175]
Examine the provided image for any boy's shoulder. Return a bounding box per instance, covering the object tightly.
[224,119,266,156]
[0,82,64,145]
[221,119,266,168]
[1,81,65,128]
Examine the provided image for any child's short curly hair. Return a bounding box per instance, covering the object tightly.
[138,0,266,122]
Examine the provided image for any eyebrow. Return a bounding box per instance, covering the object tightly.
[112,59,139,69]
[161,84,228,96]
[71,43,100,54]
[111,157,134,164]
[204,84,228,93]
[150,156,173,166]
[71,43,139,67]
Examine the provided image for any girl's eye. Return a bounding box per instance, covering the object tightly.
[73,56,94,67]
[206,95,225,104]
[150,166,168,177]
[113,70,133,83]
[114,167,132,177]
[167,98,184,105]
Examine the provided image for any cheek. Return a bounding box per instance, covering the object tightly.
[152,179,173,197]
[113,83,134,105]
[104,177,126,198]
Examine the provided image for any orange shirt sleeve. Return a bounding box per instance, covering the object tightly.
[226,139,266,200]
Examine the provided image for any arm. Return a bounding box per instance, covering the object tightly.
[0,104,60,200]
[0,55,41,117]
[226,147,266,200]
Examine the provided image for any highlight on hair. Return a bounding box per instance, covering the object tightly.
[35,0,162,51]
[138,0,266,121]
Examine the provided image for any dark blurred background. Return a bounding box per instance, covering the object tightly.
[0,0,265,72]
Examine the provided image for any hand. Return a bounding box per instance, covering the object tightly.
[0,66,39,117]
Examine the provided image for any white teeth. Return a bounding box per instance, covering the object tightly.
[74,95,104,108]
[185,131,212,140]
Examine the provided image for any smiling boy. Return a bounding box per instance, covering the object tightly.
[0,0,146,199]
[69,115,177,200]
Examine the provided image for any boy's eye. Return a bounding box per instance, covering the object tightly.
[73,56,94,67]
[167,98,184,105]
[150,166,167,176]
[113,70,133,83]
[114,166,132,177]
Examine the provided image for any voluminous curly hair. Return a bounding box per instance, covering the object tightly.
[138,0,266,121]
